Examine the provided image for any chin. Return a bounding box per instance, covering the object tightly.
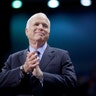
[36,38,44,41]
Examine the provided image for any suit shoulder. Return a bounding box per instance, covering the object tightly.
[51,47,68,53]
[10,49,27,56]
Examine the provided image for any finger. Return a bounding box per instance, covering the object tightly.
[26,52,37,62]
[27,51,35,58]
[29,57,39,65]
[30,62,39,70]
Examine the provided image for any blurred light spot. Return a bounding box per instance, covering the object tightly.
[11,0,23,9]
[80,0,92,6]
[47,0,60,8]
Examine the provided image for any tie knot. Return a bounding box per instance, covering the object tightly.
[36,51,40,56]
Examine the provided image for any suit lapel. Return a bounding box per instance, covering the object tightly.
[39,46,55,71]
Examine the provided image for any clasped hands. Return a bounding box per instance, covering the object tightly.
[22,51,43,80]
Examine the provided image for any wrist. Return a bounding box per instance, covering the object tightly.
[20,65,26,74]
[36,72,43,80]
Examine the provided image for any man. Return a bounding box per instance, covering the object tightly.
[0,12,77,96]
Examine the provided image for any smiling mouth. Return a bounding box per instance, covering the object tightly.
[36,32,45,36]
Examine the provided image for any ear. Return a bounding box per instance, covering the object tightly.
[25,28,28,36]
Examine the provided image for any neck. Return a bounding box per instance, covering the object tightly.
[29,40,45,49]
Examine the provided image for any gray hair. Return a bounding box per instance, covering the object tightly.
[26,12,50,29]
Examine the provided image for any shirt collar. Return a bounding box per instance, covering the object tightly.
[29,42,47,55]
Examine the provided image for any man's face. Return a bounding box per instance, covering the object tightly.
[26,14,50,43]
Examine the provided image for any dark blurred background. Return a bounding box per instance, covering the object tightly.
[0,0,96,96]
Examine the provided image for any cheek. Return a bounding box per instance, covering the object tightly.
[45,30,50,35]
[26,31,34,39]
[46,32,50,37]
[44,33,50,40]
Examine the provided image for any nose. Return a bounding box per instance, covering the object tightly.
[38,24,43,29]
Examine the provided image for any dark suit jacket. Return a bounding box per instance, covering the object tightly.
[0,45,77,96]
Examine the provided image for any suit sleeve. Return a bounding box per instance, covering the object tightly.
[0,55,22,88]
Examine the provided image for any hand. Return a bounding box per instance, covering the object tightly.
[23,51,39,73]
[32,65,43,80]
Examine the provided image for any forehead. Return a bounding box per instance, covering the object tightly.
[30,14,49,24]
[32,13,47,19]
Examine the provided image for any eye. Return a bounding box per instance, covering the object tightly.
[34,23,39,26]
[43,24,48,28]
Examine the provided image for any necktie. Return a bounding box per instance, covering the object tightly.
[36,51,40,57]
[36,51,40,61]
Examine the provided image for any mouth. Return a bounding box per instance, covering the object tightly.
[35,31,45,36]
